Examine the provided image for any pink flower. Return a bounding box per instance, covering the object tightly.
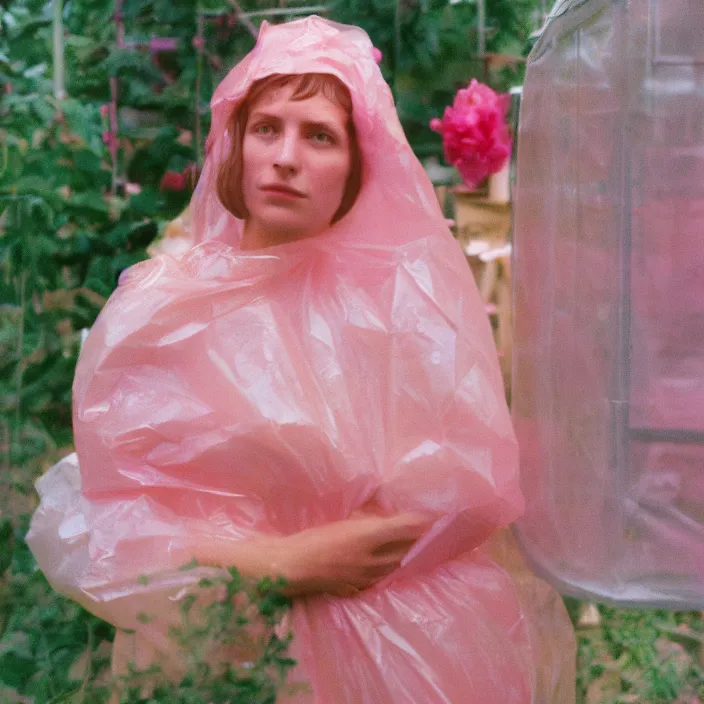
[430,79,512,188]
[99,104,109,119]
[160,170,187,192]
[102,130,112,145]
[372,47,383,65]
[125,182,142,196]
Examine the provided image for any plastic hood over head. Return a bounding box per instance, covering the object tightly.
[27,16,575,703]
[191,17,442,250]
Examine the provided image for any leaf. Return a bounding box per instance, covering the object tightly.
[0,519,14,574]
[0,633,36,690]
[101,48,166,83]
[180,594,198,616]
[61,99,103,151]
[128,189,162,217]
[73,149,104,174]
[65,191,109,216]
[586,667,621,704]
[23,62,47,78]
[46,683,82,704]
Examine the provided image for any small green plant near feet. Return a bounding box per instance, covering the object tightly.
[113,565,296,704]
[569,596,704,704]
[0,518,296,704]
[0,516,116,704]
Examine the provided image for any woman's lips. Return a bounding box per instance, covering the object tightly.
[260,184,305,199]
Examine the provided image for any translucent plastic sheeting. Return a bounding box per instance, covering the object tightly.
[513,0,704,608]
[28,17,575,703]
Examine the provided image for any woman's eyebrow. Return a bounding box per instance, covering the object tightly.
[304,120,344,136]
[248,110,281,123]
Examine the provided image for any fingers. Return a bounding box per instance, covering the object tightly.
[330,584,362,598]
[370,538,417,558]
[328,558,403,597]
[364,561,398,580]
[373,513,430,544]
[331,569,389,596]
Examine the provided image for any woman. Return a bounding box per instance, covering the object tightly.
[28,16,575,702]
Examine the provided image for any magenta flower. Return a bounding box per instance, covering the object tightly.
[430,79,512,188]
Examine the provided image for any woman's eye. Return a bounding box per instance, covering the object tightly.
[253,124,274,135]
[311,132,334,144]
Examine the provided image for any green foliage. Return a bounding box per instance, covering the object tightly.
[573,601,704,703]
[0,519,294,703]
[113,566,295,704]
[0,516,116,703]
[332,0,543,154]
[105,566,295,704]
[0,1,199,478]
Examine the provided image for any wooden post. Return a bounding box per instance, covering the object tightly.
[477,0,485,56]
[52,0,66,101]
[393,0,401,94]
[476,0,487,82]
[195,12,205,168]
[109,0,125,194]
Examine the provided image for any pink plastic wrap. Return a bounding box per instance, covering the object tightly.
[28,17,575,701]
[513,0,704,607]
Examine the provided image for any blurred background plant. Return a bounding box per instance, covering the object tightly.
[3,0,703,701]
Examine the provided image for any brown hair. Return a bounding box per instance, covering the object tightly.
[216,73,362,224]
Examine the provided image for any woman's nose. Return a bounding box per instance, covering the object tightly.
[273,131,300,174]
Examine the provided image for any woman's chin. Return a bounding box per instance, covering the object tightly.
[256,219,327,245]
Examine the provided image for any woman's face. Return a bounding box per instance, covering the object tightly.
[241,83,352,243]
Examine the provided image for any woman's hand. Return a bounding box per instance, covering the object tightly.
[279,513,430,598]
